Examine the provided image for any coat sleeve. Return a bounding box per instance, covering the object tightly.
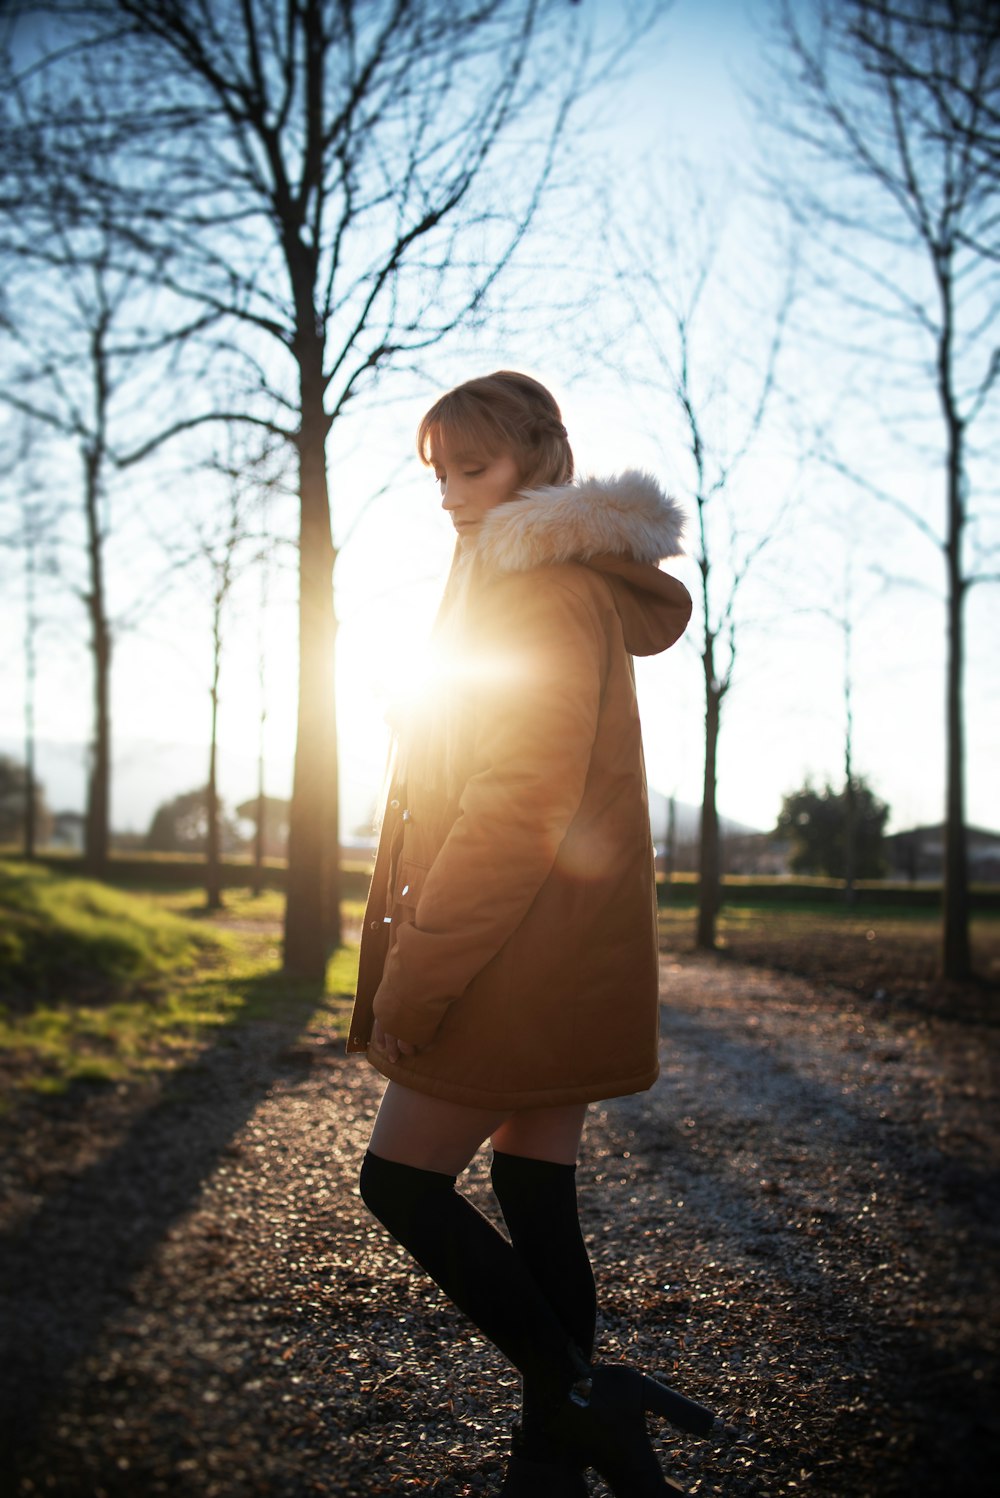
[372,573,605,1049]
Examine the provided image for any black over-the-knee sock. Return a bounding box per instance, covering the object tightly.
[489,1150,597,1363]
[358,1150,584,1412]
[490,1149,598,1443]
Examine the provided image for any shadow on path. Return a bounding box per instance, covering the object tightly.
[0,971,328,1474]
[597,1000,1000,1495]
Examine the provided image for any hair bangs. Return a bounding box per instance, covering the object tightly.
[417,371,574,488]
[417,391,505,469]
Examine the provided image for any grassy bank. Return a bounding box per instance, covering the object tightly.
[0,861,360,1104]
[659,901,1000,1021]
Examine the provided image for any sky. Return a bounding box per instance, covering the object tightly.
[2,0,998,845]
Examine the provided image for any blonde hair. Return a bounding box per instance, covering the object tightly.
[397,375,573,805]
[416,370,574,489]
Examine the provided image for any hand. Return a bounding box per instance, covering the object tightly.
[373,1017,419,1065]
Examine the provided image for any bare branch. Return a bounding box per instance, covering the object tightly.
[115,409,294,467]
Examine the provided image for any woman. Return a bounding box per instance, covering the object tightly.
[348,372,715,1496]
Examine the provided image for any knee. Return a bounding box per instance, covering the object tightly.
[491,1148,575,1202]
[358,1149,380,1214]
[359,1149,454,1232]
[359,1149,401,1220]
[490,1148,537,1207]
[489,1147,514,1200]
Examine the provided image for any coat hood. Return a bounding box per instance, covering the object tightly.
[474,470,691,656]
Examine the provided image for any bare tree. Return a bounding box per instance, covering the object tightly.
[836,563,861,902]
[603,169,795,949]
[0,230,124,876]
[141,426,290,909]
[3,0,647,976]
[812,547,885,904]
[0,421,64,859]
[763,0,1000,978]
[0,172,217,877]
[250,478,276,897]
[200,435,289,911]
[196,475,245,913]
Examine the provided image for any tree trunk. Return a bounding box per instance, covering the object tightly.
[325,593,342,945]
[24,523,37,860]
[24,737,37,860]
[663,794,676,903]
[252,762,265,898]
[942,450,970,978]
[83,444,110,878]
[697,665,722,950]
[252,577,267,897]
[283,341,337,978]
[938,271,971,980]
[842,603,857,905]
[843,776,858,906]
[205,617,223,911]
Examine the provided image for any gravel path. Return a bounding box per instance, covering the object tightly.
[1,951,997,1497]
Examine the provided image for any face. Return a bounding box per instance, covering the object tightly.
[432,444,521,541]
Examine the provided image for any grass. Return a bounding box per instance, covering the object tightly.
[659,901,1000,1021]
[0,861,361,1104]
[4,859,995,1105]
[0,859,223,1003]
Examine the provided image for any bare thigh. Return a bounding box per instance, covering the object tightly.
[491,1105,588,1165]
[368,1081,588,1175]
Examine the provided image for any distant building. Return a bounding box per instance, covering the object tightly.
[653,828,791,877]
[50,810,86,851]
[725,831,791,876]
[648,789,775,875]
[886,824,1000,883]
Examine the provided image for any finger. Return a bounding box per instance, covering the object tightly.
[398,1038,418,1057]
[372,1017,385,1048]
[380,1027,400,1063]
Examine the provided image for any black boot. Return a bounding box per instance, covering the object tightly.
[496,1421,589,1496]
[544,1364,716,1498]
[358,1154,714,1496]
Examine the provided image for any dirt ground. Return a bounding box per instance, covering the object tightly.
[1,948,997,1497]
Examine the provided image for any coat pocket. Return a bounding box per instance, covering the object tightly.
[391,859,429,920]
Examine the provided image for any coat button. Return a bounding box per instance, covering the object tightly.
[402,809,412,823]
[390,798,400,809]
[369,919,379,930]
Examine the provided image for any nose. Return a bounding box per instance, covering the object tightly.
[440,480,460,512]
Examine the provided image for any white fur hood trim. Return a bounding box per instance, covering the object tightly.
[475,470,685,574]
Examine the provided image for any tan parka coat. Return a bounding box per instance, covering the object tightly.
[347,471,692,1109]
